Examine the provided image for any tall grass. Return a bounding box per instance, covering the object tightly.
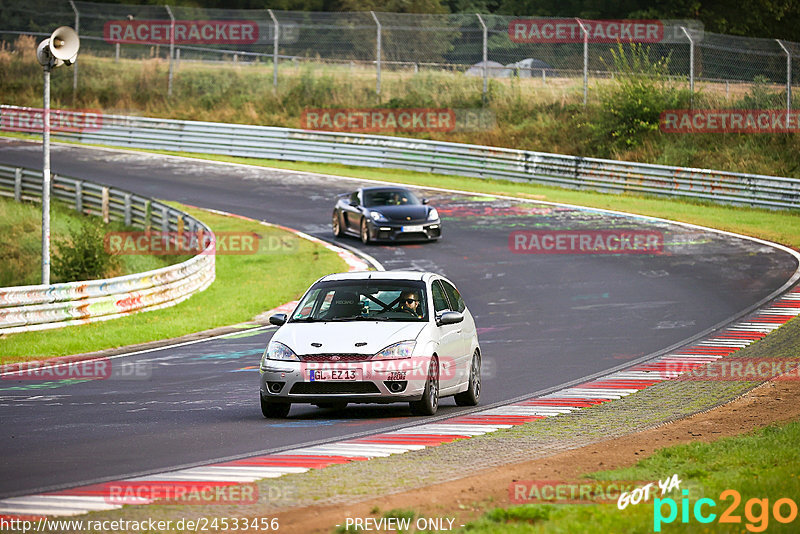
[2,36,800,178]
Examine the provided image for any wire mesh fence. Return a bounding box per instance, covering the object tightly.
[0,0,798,109]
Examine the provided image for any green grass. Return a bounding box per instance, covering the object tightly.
[0,203,348,361]
[459,420,800,533]
[0,195,182,286]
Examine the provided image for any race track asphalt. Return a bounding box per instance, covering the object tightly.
[1,139,796,498]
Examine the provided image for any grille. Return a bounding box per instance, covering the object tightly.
[290,382,381,395]
[299,354,371,362]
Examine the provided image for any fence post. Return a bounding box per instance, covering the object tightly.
[165,5,175,97]
[576,18,588,107]
[101,187,110,224]
[268,9,279,88]
[75,180,83,214]
[476,14,488,104]
[69,0,79,95]
[680,26,695,109]
[370,11,381,98]
[144,200,152,231]
[124,193,132,226]
[777,39,792,118]
[176,48,180,68]
[115,43,120,62]
[14,168,22,202]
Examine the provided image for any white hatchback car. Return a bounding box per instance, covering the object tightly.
[259,271,481,417]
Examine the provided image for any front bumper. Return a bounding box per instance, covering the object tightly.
[259,358,430,404]
[367,219,441,242]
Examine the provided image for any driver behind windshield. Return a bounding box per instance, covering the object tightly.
[398,290,422,318]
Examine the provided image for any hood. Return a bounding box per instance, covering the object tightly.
[371,205,431,223]
[273,321,427,355]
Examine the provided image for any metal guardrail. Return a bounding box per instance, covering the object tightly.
[0,163,215,334]
[1,106,795,210]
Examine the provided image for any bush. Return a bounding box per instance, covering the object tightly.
[52,218,117,282]
[589,44,692,154]
[737,75,785,109]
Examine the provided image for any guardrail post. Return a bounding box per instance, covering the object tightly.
[476,14,488,105]
[14,168,22,202]
[680,26,695,109]
[161,206,170,232]
[124,193,132,226]
[268,9,279,88]
[576,18,589,107]
[75,180,83,214]
[370,11,382,99]
[101,187,110,223]
[776,39,792,118]
[176,48,180,68]
[165,5,175,97]
[115,43,120,63]
[144,200,152,231]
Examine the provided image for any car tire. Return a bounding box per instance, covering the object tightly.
[261,395,290,418]
[455,350,481,406]
[332,211,343,238]
[410,356,439,416]
[360,217,371,245]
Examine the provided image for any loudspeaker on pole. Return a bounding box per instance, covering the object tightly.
[36,26,80,68]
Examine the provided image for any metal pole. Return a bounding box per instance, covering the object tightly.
[69,0,79,94]
[777,39,792,116]
[680,27,694,109]
[477,14,488,104]
[165,5,175,96]
[370,11,381,97]
[268,9,279,88]
[42,66,51,285]
[576,18,588,107]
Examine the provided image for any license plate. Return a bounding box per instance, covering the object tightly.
[309,369,361,381]
[401,225,424,232]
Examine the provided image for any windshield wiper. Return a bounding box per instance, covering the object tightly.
[290,317,320,323]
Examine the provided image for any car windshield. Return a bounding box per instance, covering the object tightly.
[290,280,428,322]
[363,189,421,207]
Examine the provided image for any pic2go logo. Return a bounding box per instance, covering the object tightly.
[654,489,799,532]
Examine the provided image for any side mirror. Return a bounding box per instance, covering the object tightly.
[422,198,429,205]
[269,313,287,326]
[436,311,463,326]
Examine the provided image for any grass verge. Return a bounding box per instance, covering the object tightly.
[0,195,183,286]
[464,420,800,533]
[0,203,348,362]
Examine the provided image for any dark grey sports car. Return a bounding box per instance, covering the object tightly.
[332,186,441,244]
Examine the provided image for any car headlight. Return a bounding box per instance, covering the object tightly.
[370,211,389,222]
[373,341,415,360]
[264,341,299,362]
[427,208,439,221]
